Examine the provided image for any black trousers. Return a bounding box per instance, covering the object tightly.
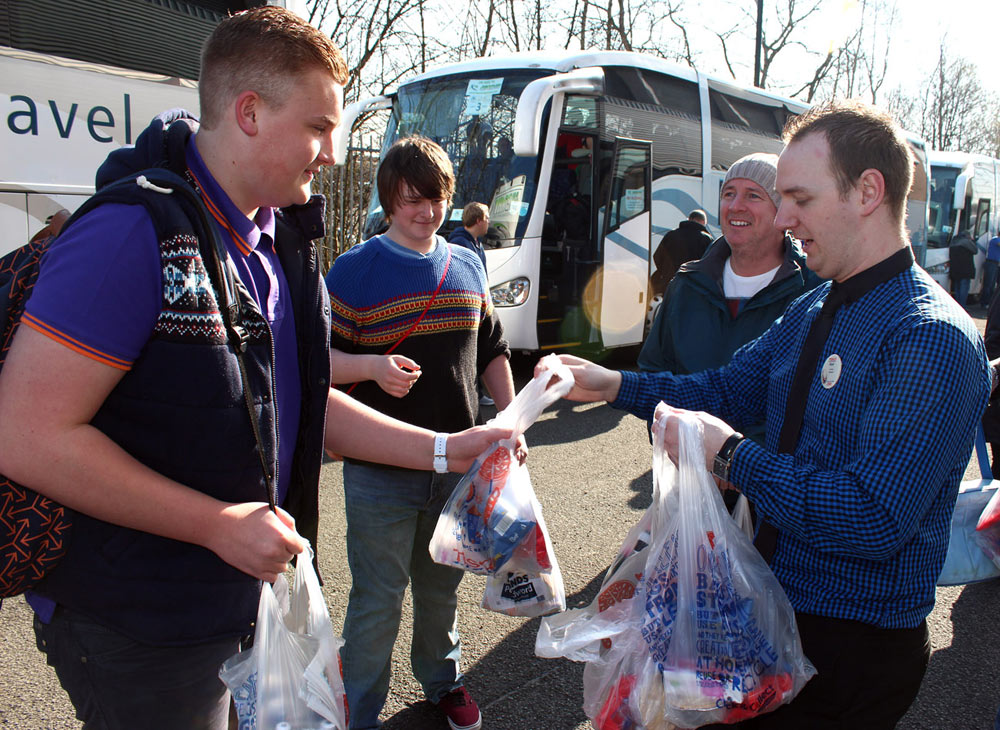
[710,613,930,730]
[34,607,239,730]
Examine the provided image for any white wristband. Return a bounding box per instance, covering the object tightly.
[433,433,449,473]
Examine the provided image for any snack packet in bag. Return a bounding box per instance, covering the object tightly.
[974,481,1000,574]
[429,355,572,613]
[536,409,815,729]
[482,564,564,617]
[481,485,565,617]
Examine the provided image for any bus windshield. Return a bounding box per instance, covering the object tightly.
[929,166,959,248]
[362,69,552,245]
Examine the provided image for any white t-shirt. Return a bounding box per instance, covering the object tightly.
[722,258,780,300]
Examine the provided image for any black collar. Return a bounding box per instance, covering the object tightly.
[829,246,914,307]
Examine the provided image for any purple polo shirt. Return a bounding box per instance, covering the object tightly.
[25,136,301,506]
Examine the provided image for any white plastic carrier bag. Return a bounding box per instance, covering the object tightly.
[536,409,815,729]
[220,542,348,730]
[429,354,573,616]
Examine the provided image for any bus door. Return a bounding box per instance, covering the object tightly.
[537,128,599,349]
[598,139,652,347]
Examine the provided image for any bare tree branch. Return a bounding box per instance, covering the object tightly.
[479,0,496,57]
[757,0,825,88]
[664,1,694,68]
[789,49,834,102]
[715,28,738,80]
[507,0,522,52]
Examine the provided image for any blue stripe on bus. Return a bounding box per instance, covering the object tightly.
[652,188,719,228]
[606,230,648,260]
[615,187,720,253]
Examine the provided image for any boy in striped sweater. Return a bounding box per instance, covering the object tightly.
[326,136,521,730]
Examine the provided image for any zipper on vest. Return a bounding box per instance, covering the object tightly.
[267,316,279,504]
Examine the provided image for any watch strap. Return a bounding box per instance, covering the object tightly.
[712,432,745,482]
[433,433,449,474]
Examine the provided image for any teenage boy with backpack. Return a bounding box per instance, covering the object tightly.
[0,10,505,729]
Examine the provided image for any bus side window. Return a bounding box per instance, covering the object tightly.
[707,87,789,169]
[976,199,991,240]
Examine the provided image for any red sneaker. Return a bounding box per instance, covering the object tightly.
[436,686,482,730]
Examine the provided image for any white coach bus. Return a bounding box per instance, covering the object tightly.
[0,0,301,256]
[337,50,930,354]
[0,46,199,255]
[923,150,1000,296]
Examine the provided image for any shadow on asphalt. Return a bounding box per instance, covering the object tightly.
[627,468,654,511]
[902,578,1000,727]
[520,397,630,447]
[381,571,610,729]
[497,349,637,449]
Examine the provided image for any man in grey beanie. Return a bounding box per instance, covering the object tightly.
[639,151,821,444]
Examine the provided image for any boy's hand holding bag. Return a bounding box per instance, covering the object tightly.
[220,542,348,730]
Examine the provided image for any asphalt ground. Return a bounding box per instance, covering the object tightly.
[2,310,999,729]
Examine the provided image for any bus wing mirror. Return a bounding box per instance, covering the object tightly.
[334,95,393,167]
[513,67,605,157]
[953,170,972,212]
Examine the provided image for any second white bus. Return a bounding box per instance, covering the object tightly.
[924,150,1000,296]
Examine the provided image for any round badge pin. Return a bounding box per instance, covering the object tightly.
[821,354,842,389]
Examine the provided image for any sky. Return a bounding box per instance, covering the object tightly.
[677,0,1000,101]
[848,0,1000,97]
[285,0,1000,100]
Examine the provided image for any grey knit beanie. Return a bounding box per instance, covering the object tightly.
[723,152,781,209]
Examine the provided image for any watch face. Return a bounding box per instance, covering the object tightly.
[712,455,728,481]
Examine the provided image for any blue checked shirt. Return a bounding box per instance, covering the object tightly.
[614,263,991,628]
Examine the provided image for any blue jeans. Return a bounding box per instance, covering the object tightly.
[34,607,239,730]
[341,462,466,729]
[953,277,971,308]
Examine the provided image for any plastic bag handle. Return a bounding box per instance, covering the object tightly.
[489,354,575,438]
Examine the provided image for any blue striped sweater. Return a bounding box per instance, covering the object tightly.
[326,234,508,435]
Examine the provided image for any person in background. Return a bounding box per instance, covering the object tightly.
[448,202,489,273]
[982,293,1000,471]
[449,202,495,406]
[0,10,506,729]
[495,134,515,168]
[543,100,990,729]
[326,136,522,730]
[27,209,70,245]
[949,228,978,308]
[639,152,821,445]
[649,208,713,297]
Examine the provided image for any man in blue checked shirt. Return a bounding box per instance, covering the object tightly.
[543,100,992,729]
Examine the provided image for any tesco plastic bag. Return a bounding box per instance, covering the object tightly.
[220,542,348,730]
[429,354,572,615]
[536,410,815,729]
[973,481,1000,575]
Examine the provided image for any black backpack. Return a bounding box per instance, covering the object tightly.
[0,168,266,601]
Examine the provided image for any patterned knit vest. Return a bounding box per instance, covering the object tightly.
[36,170,330,645]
